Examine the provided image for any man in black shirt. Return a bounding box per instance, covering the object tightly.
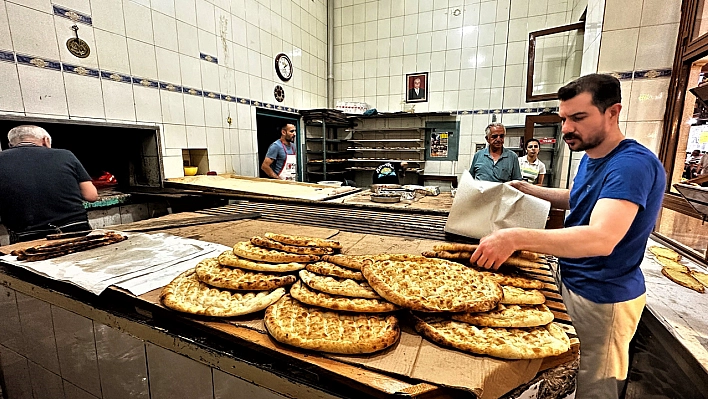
[0,125,98,243]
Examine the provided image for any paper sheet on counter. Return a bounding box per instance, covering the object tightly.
[445,171,551,239]
[0,232,229,296]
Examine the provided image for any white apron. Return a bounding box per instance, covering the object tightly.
[278,142,297,181]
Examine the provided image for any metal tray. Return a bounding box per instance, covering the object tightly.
[370,194,401,203]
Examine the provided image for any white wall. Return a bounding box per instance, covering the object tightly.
[0,0,328,178]
[332,0,587,178]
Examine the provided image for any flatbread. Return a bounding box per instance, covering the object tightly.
[422,250,545,269]
[413,314,570,359]
[232,241,320,263]
[501,286,546,305]
[264,232,343,249]
[452,304,554,328]
[299,270,381,299]
[430,244,543,261]
[264,295,400,354]
[649,246,681,261]
[362,258,502,313]
[251,236,334,255]
[195,258,296,291]
[160,268,286,317]
[321,254,390,270]
[661,267,705,293]
[479,271,544,290]
[653,256,688,273]
[218,250,306,272]
[691,270,708,288]
[305,261,365,280]
[289,281,399,313]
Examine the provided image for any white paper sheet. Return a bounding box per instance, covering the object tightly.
[445,171,551,239]
[0,232,230,296]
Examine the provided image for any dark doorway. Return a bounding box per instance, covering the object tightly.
[255,109,299,179]
[0,118,162,188]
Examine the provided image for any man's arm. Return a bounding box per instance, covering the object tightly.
[508,180,570,209]
[261,157,281,179]
[79,181,98,202]
[510,156,522,180]
[470,198,639,269]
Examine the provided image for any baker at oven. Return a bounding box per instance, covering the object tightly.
[0,125,98,244]
[261,123,297,181]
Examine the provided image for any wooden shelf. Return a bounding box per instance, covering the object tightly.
[345,127,427,132]
[348,139,423,142]
[349,158,425,162]
[348,148,425,151]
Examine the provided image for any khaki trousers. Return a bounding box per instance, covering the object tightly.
[561,285,645,399]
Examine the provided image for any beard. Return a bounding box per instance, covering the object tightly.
[563,131,603,152]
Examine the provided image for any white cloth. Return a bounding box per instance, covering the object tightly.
[518,155,546,184]
[278,141,297,181]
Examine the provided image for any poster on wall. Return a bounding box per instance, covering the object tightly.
[688,125,708,153]
[430,132,451,158]
[405,72,428,103]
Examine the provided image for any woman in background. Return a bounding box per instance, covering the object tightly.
[518,138,546,186]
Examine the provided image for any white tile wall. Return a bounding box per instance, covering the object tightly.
[0,0,324,178]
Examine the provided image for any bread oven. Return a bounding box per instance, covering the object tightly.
[0,118,163,193]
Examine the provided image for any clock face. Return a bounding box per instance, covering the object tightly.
[275,53,292,82]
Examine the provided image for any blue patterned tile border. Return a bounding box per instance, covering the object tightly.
[634,69,672,80]
[132,77,158,89]
[159,82,182,92]
[183,86,203,96]
[16,54,61,70]
[221,94,236,102]
[199,53,218,64]
[237,97,251,105]
[204,91,220,99]
[63,63,99,78]
[100,71,131,83]
[53,4,92,25]
[0,49,14,63]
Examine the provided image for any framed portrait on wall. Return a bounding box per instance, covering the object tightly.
[405,72,428,103]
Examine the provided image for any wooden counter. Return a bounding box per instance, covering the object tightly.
[0,214,577,399]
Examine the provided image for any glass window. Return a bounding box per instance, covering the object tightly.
[693,0,708,41]
[655,208,708,258]
[668,59,708,191]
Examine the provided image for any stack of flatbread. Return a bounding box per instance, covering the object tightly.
[422,243,548,270]
[256,239,402,354]
[160,232,334,317]
[649,245,707,294]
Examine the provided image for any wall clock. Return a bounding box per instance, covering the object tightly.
[275,53,292,82]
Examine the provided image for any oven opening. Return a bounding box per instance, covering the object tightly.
[0,119,163,194]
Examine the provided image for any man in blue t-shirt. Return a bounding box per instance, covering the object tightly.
[469,74,665,399]
[261,123,297,180]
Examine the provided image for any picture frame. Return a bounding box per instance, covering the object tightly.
[405,72,428,103]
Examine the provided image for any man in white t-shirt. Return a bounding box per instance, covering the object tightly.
[518,138,547,185]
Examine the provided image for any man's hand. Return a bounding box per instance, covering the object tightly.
[507,179,529,192]
[469,229,518,270]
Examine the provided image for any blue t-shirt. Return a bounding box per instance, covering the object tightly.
[265,140,295,176]
[561,139,665,304]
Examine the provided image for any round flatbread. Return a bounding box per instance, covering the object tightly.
[413,314,570,359]
[452,304,554,328]
[362,258,502,313]
[649,245,681,261]
[299,270,381,299]
[251,236,334,255]
[479,271,544,290]
[290,281,399,313]
[652,256,688,273]
[661,267,705,293]
[264,295,400,354]
[500,286,546,305]
[218,250,306,272]
[195,258,296,291]
[264,232,343,249]
[160,268,286,317]
[306,261,365,280]
[233,241,320,263]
